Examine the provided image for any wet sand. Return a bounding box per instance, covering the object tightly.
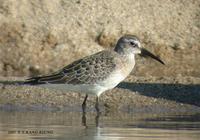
[0,76,200,114]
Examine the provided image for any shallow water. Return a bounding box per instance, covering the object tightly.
[0,111,200,140]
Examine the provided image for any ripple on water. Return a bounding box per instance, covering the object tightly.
[0,111,200,140]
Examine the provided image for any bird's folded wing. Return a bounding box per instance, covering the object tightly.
[24,51,117,85]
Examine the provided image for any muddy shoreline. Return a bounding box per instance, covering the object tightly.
[0,76,200,114]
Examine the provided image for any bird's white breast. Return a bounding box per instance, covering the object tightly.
[97,70,126,90]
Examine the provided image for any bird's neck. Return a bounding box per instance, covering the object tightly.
[114,43,124,54]
[114,48,135,62]
[114,43,135,65]
[117,52,135,79]
[123,53,135,65]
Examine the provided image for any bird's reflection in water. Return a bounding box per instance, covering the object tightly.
[81,112,104,140]
[82,112,100,127]
[82,112,87,126]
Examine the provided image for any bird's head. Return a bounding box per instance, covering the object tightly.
[114,35,165,65]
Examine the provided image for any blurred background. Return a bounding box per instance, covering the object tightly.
[0,0,199,78]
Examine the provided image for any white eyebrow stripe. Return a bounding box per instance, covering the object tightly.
[128,39,141,48]
[133,40,141,47]
[124,38,130,42]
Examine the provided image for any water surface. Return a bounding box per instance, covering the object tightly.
[0,111,200,140]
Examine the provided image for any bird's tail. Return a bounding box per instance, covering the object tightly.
[0,77,42,86]
[0,80,25,86]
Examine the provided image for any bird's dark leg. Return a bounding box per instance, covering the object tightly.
[95,96,100,114]
[82,94,88,113]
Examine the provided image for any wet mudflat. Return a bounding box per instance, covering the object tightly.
[0,76,200,114]
[0,111,200,140]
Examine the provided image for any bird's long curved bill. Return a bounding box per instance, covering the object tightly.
[140,48,165,65]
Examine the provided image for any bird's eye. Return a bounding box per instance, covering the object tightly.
[130,41,136,47]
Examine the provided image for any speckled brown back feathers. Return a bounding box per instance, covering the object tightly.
[25,50,118,85]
